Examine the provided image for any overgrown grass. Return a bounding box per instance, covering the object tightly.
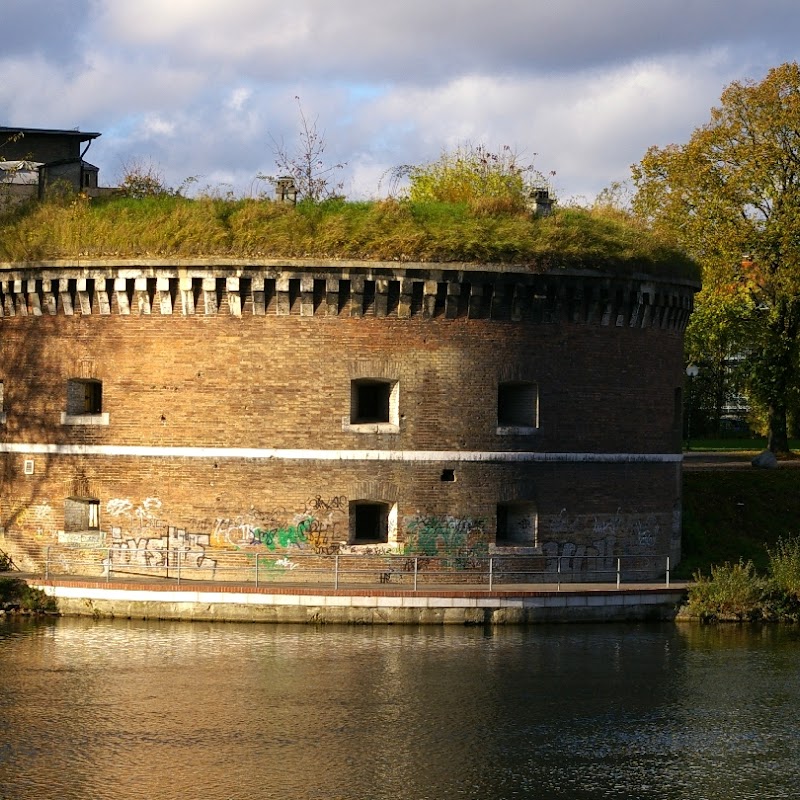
[0,195,699,280]
[681,469,800,621]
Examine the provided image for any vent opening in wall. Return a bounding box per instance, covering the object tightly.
[440,469,456,482]
[23,459,34,476]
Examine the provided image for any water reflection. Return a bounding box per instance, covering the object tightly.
[1,619,799,800]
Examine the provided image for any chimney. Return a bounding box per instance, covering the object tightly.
[275,176,298,205]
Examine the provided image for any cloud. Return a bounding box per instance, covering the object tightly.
[2,0,799,203]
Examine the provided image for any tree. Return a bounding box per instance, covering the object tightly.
[632,62,800,453]
[262,97,346,202]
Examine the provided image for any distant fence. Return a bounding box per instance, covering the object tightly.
[41,546,674,591]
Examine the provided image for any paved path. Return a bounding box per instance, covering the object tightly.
[17,571,687,597]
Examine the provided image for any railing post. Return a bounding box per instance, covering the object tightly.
[557,556,561,592]
[107,547,112,584]
[255,554,260,587]
[334,554,339,590]
[176,548,181,585]
[666,556,670,588]
[414,557,418,592]
[488,557,493,591]
[616,558,621,590]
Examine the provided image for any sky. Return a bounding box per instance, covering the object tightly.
[2,0,799,203]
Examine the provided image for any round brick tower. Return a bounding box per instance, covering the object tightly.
[0,258,697,578]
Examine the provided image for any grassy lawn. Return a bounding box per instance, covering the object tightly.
[680,469,800,578]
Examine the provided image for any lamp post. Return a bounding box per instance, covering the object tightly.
[685,364,699,451]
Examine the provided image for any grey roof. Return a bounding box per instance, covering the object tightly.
[0,126,101,142]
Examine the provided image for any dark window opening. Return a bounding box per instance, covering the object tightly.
[352,502,389,543]
[498,382,537,427]
[440,469,455,482]
[351,379,392,424]
[67,379,102,415]
[64,497,100,532]
[496,502,538,546]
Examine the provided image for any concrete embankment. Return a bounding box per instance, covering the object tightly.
[30,578,688,624]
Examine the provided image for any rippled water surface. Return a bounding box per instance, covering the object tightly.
[1,618,799,800]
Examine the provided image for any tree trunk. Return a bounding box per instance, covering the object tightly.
[768,401,790,454]
[763,297,800,454]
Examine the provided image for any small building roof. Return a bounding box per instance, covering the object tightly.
[0,126,101,142]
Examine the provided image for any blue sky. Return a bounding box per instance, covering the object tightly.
[3,0,799,202]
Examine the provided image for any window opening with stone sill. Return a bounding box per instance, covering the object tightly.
[64,497,100,532]
[497,381,538,431]
[496,502,538,547]
[62,378,109,425]
[351,501,391,544]
[346,378,399,433]
[68,378,102,414]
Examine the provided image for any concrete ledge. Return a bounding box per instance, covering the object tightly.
[31,578,688,625]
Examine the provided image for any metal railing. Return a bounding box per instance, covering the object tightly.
[41,545,675,591]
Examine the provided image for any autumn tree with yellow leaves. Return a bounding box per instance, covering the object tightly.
[633,62,800,453]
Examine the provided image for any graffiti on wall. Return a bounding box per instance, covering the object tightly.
[403,515,488,570]
[211,496,348,554]
[536,507,671,573]
[105,497,216,570]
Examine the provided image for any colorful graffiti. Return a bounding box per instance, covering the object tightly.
[404,515,488,570]
[212,496,348,553]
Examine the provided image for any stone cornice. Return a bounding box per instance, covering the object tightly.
[0,260,696,330]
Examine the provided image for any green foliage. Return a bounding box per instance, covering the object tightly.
[400,144,541,214]
[0,578,57,613]
[686,560,769,621]
[767,535,800,597]
[632,62,800,452]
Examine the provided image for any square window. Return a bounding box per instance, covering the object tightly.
[67,378,102,415]
[345,379,399,433]
[351,501,390,544]
[496,502,538,546]
[351,379,392,423]
[498,382,538,428]
[64,497,101,532]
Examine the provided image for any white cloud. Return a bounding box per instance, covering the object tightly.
[3,1,799,202]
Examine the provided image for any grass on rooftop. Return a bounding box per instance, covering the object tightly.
[0,193,699,280]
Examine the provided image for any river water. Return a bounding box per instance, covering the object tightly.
[1,618,799,800]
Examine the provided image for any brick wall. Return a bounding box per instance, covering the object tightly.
[0,260,697,575]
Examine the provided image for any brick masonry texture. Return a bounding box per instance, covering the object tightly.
[0,259,697,577]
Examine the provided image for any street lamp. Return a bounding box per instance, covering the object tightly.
[685,364,699,451]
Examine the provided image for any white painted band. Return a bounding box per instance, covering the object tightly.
[0,443,682,463]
